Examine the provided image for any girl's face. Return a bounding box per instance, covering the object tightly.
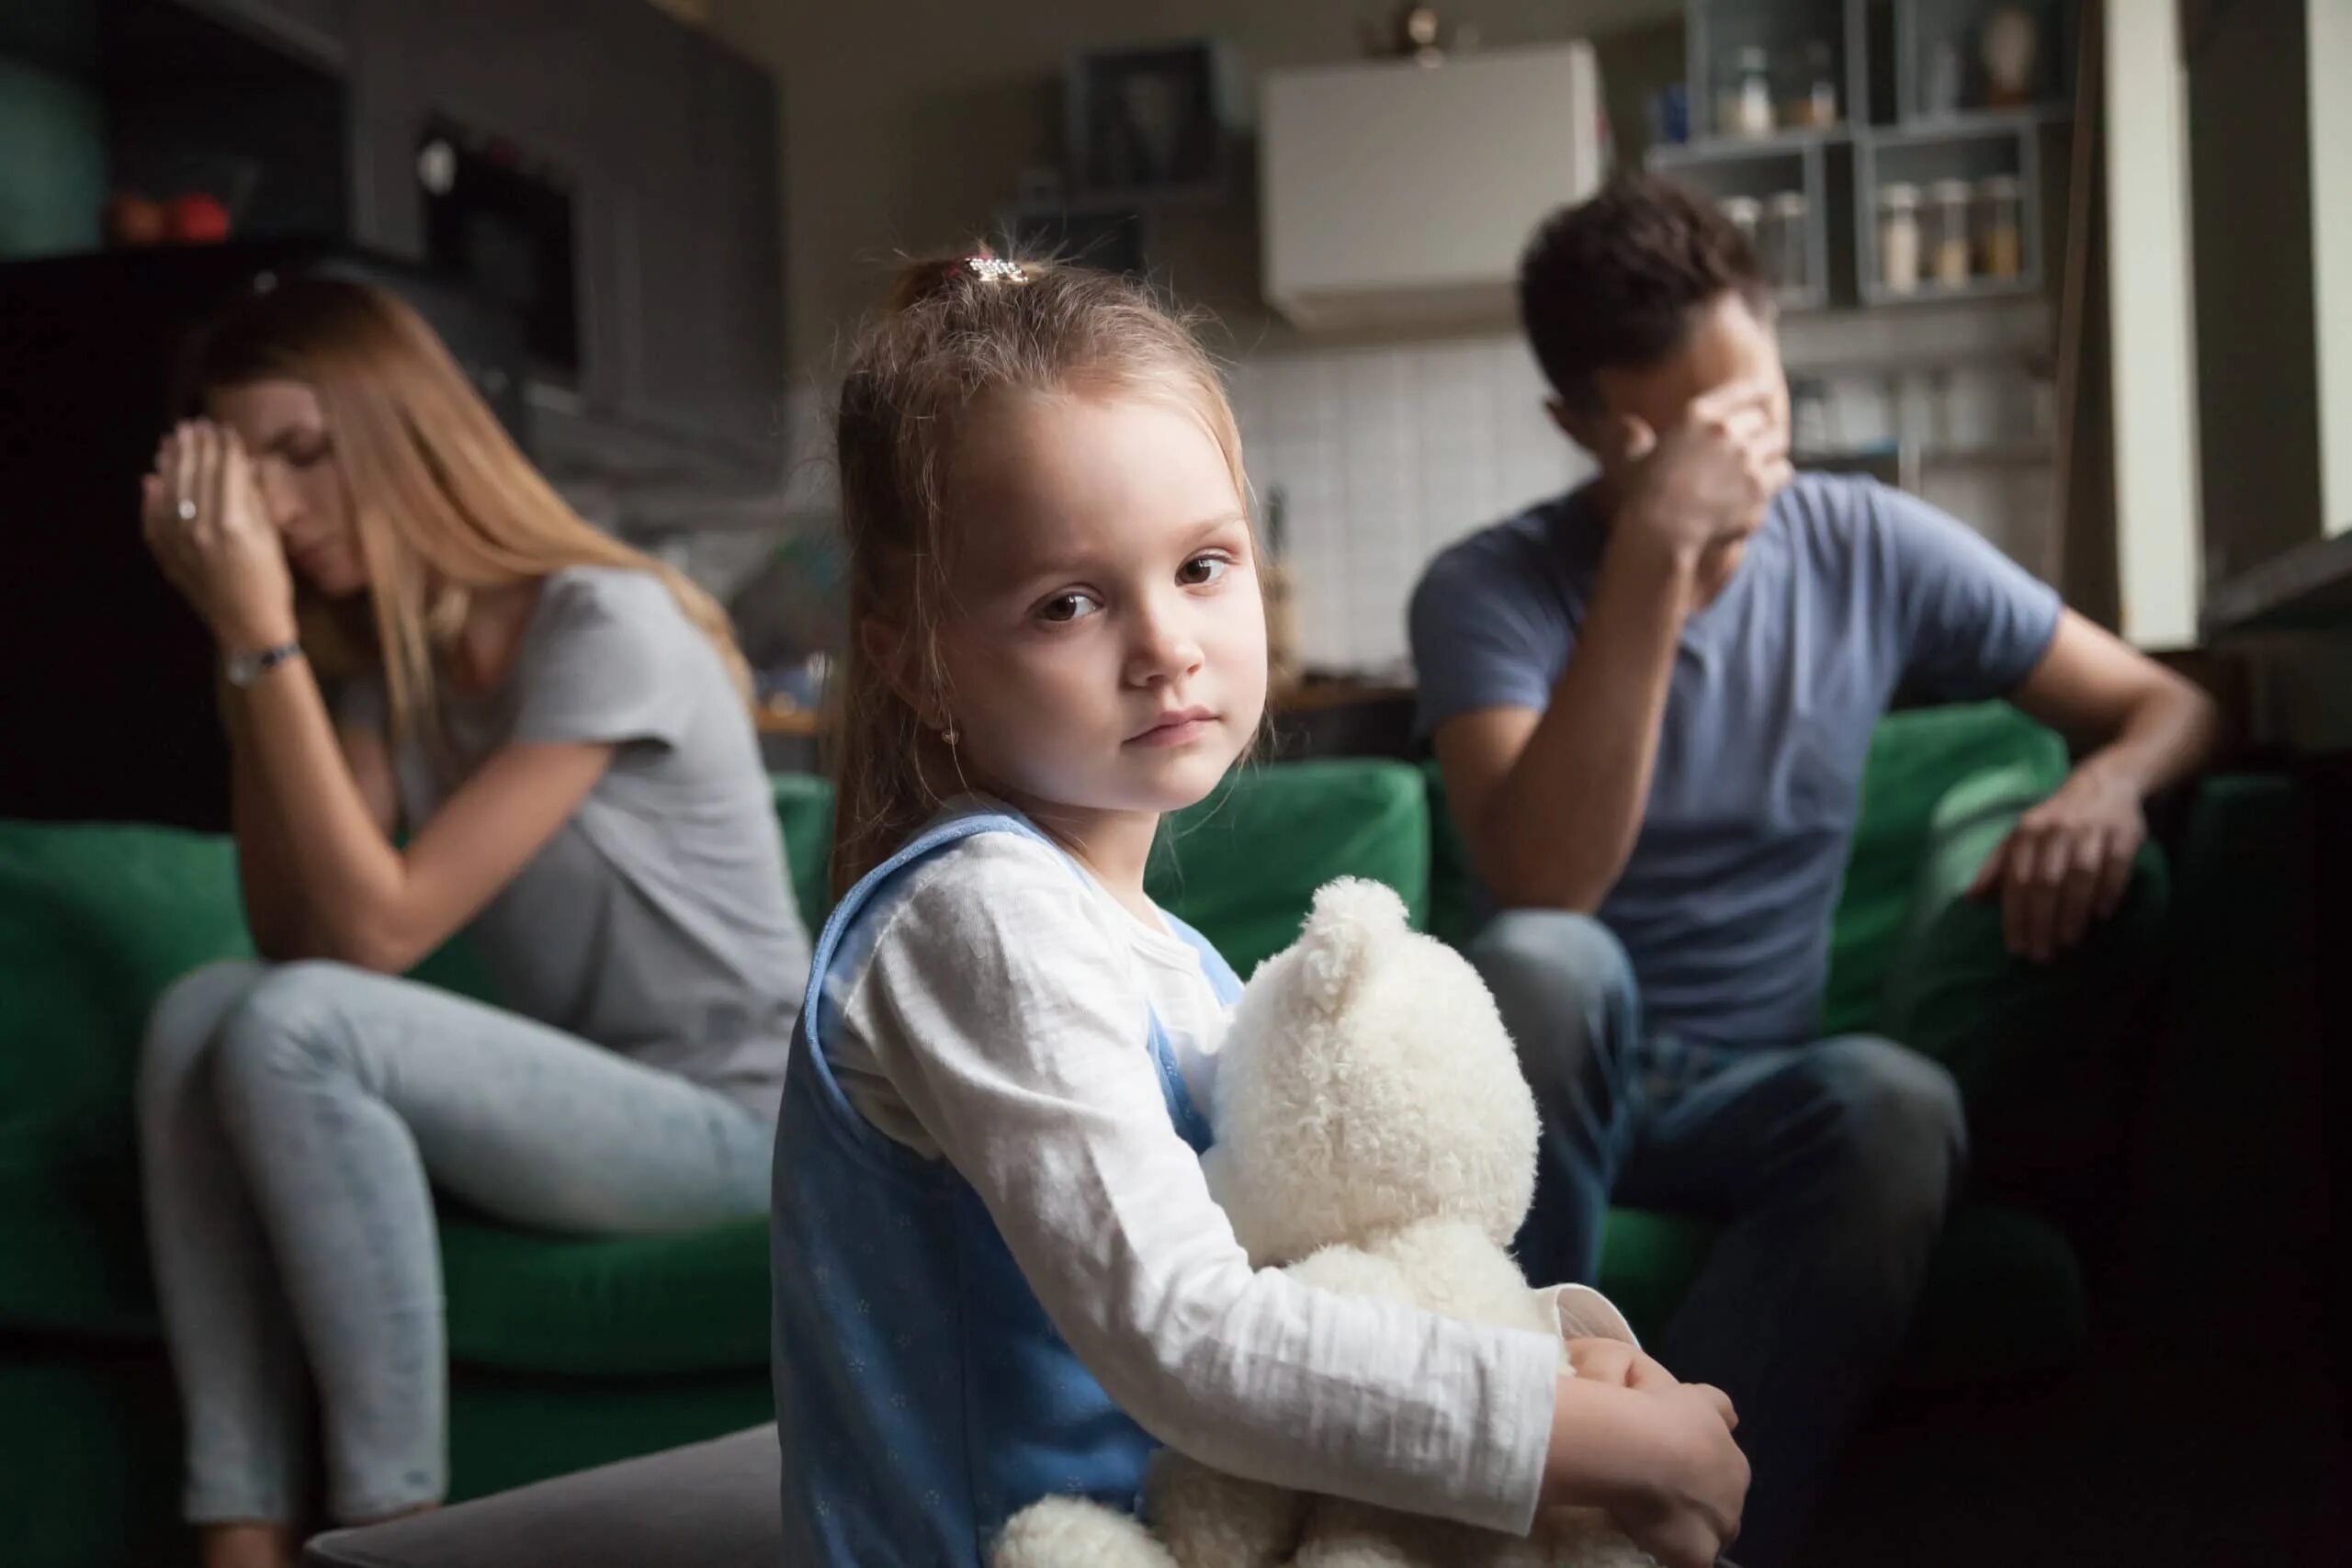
[928,387,1267,832]
[206,378,368,597]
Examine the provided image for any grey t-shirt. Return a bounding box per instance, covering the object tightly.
[346,566,809,1113]
[1409,472,2062,1049]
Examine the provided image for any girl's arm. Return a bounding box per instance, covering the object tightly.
[861,840,1565,1537]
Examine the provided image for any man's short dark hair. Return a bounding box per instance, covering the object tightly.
[1518,173,1766,411]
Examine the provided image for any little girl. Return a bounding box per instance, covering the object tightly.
[769,255,1747,1568]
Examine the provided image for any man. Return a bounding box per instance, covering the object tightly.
[1408,175,2218,1566]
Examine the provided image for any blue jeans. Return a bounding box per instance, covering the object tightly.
[136,960,775,1526]
[1470,912,1966,1568]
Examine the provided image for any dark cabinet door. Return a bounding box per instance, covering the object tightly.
[343,0,778,472]
[178,0,349,66]
[633,32,782,456]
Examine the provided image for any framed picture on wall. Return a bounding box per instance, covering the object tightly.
[1065,39,1238,203]
[992,201,1150,277]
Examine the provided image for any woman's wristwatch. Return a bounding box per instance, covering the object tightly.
[224,639,304,688]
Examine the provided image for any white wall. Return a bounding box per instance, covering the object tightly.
[2312,0,2352,536]
[2102,1,2202,646]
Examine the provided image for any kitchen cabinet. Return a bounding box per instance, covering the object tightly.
[341,0,782,481]
[1259,42,1604,333]
[175,0,348,68]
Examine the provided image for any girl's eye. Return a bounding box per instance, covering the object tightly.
[1037,591,1101,624]
[284,440,334,471]
[1179,554,1231,587]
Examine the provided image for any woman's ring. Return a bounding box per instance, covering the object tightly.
[175,499,198,522]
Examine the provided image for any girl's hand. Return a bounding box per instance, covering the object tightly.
[1544,1371,1746,1568]
[142,421,298,652]
[1564,1336,1680,1393]
[1611,1382,1747,1568]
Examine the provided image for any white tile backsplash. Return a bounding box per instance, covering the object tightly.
[1238,332,1587,674]
[778,326,2052,679]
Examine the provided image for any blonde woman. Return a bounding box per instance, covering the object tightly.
[133,276,808,1568]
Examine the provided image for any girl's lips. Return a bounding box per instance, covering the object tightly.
[1129,711,1218,747]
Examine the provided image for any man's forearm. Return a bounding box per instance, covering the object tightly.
[1478,536,1694,910]
[2066,673,2220,801]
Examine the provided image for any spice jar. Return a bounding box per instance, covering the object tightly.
[1927,178,1973,287]
[1720,195,1762,255]
[1975,174,2023,279]
[1763,190,1811,294]
[1878,182,1921,293]
[1721,45,1775,137]
[1781,40,1838,130]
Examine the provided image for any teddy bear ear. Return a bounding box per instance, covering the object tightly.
[1294,877,1409,1013]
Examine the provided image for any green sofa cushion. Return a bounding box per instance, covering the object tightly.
[0,820,762,1377]
[1877,760,2170,1107]
[0,823,254,1337]
[1821,703,2070,1037]
[1147,760,1431,975]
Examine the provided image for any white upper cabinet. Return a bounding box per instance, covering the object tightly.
[1260,41,1605,332]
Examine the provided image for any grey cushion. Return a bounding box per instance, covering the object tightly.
[302,1424,780,1568]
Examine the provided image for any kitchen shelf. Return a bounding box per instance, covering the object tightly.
[1860,272,2041,308]
[1653,1,2073,316]
[1874,104,2072,142]
[1649,125,1853,165]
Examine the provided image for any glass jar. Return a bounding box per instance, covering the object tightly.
[1763,190,1811,294]
[1780,39,1838,130]
[1926,178,1973,287]
[1878,182,1921,293]
[1975,174,2024,279]
[1719,195,1762,256]
[1720,45,1775,137]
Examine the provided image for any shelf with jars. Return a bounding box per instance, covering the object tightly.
[1646,0,2071,316]
[1646,137,1847,314]
[1858,122,2040,305]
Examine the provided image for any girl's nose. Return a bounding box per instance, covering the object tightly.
[1125,594,1204,686]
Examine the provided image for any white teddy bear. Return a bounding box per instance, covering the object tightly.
[992,878,1657,1568]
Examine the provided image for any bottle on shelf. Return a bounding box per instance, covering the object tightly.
[1781,39,1838,130]
[1721,45,1776,138]
[1878,182,1922,293]
[1763,190,1811,295]
[1975,174,2024,279]
[1926,178,1974,287]
[1720,195,1763,255]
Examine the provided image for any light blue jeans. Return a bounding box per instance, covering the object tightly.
[136,959,775,1526]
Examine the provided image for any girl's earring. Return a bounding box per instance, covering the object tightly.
[941,720,959,749]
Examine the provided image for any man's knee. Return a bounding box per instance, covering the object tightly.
[1469,910,1640,1082]
[1803,1035,1968,1230]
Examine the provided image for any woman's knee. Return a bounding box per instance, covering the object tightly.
[209,960,370,1100]
[136,960,267,1114]
[1805,1036,1968,1224]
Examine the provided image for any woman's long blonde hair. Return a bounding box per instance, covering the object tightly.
[828,254,1247,899]
[187,276,750,752]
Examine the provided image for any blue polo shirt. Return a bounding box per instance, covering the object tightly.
[1409,472,2062,1047]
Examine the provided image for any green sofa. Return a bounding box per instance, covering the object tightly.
[0,701,2160,1566]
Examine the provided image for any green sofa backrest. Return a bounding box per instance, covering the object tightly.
[1419,701,2068,1034]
